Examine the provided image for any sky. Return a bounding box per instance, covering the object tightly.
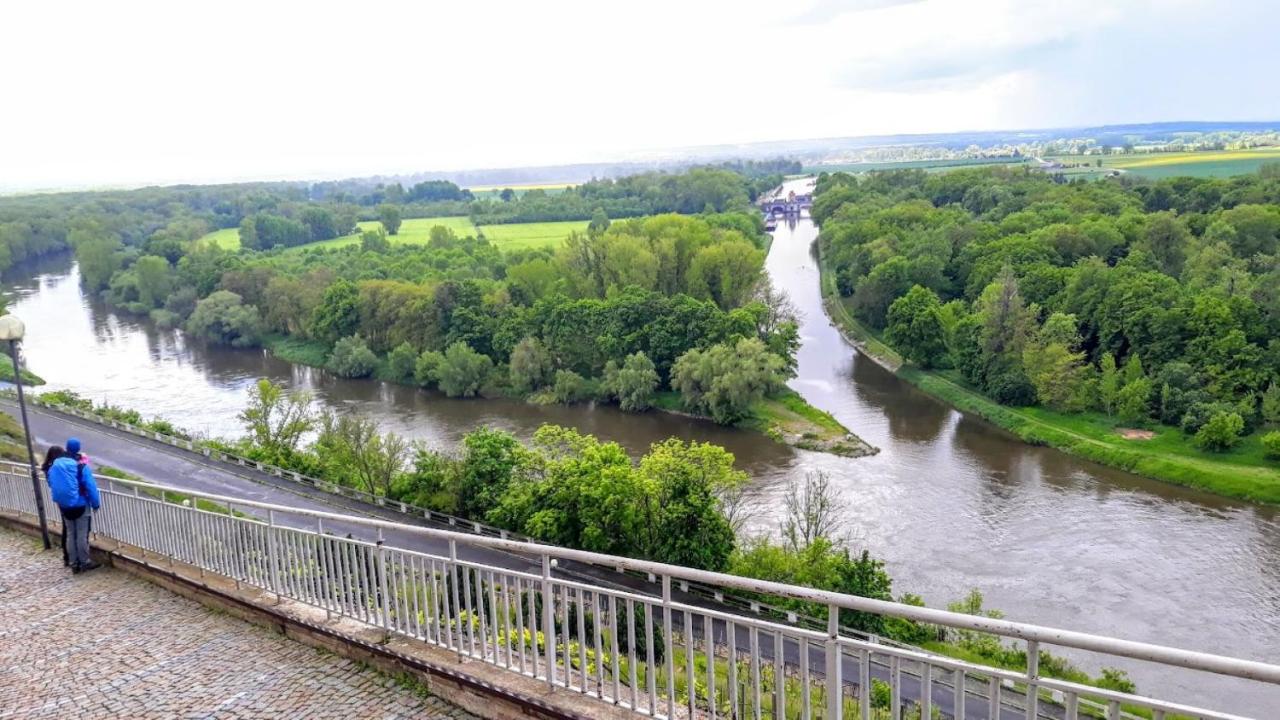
[3,0,1279,190]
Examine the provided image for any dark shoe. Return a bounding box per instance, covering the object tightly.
[72,565,82,574]
[80,561,102,573]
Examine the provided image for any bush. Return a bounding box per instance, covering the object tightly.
[436,342,493,398]
[508,337,553,394]
[1194,411,1244,452]
[185,290,262,348]
[414,350,445,388]
[387,342,417,382]
[1181,400,1236,435]
[327,336,378,378]
[552,370,593,404]
[603,351,659,411]
[1263,431,1280,460]
[149,308,180,329]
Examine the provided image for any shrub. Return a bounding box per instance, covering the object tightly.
[386,342,417,382]
[185,290,262,348]
[414,350,445,388]
[508,337,553,394]
[1194,411,1244,452]
[602,351,659,411]
[436,342,493,398]
[327,336,378,378]
[552,370,593,404]
[1263,431,1280,460]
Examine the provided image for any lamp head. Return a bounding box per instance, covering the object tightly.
[0,315,25,342]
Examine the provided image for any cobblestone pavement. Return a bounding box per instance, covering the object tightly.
[0,527,479,719]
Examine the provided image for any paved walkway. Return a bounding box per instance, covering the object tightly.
[0,527,477,720]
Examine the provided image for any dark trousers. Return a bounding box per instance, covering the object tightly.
[59,506,91,568]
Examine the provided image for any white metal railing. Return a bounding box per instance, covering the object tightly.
[1,466,1275,720]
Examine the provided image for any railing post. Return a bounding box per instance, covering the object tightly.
[376,528,390,638]
[267,510,281,602]
[662,575,675,720]
[826,604,842,719]
[318,517,330,621]
[542,554,556,690]
[1026,639,1040,719]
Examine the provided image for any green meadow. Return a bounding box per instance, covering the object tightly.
[198,216,587,252]
[477,220,589,250]
[1050,146,1280,179]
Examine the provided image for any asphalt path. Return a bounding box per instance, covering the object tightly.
[4,400,1049,719]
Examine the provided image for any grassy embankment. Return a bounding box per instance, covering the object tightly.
[0,362,45,386]
[816,250,1280,503]
[199,217,587,253]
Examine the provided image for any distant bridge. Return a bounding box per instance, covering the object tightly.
[760,188,813,217]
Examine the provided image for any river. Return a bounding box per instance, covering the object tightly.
[3,193,1277,713]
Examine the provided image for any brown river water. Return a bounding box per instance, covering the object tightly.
[3,191,1277,713]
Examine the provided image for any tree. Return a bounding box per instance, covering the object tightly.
[1023,314,1090,412]
[414,350,445,388]
[315,411,408,496]
[1099,352,1121,415]
[508,337,553,393]
[238,378,314,460]
[387,342,417,382]
[1115,354,1153,424]
[75,235,123,292]
[1194,411,1244,452]
[1262,382,1280,426]
[456,428,527,518]
[1263,431,1280,460]
[360,227,390,253]
[587,207,610,238]
[185,291,262,347]
[885,285,947,368]
[782,470,843,551]
[636,438,740,570]
[133,255,172,308]
[603,351,659,411]
[237,217,258,250]
[378,204,402,235]
[328,335,378,378]
[672,337,787,424]
[436,342,493,398]
[552,369,593,403]
[310,280,361,343]
[1142,212,1190,277]
[687,240,764,310]
[499,188,516,202]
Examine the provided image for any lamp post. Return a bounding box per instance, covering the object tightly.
[0,314,50,549]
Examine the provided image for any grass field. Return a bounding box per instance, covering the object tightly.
[201,227,242,249]
[1049,147,1280,179]
[477,220,588,250]
[198,216,583,252]
[290,217,478,252]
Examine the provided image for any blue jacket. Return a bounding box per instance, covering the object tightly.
[47,456,100,511]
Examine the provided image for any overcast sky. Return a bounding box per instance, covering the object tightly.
[3,0,1278,190]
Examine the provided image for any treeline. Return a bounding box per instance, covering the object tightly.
[93,209,796,424]
[470,167,773,225]
[815,166,1280,453]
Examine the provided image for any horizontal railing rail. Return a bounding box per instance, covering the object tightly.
[1,466,1272,720]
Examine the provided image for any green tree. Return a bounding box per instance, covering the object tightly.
[185,290,262,347]
[1115,354,1153,424]
[456,428,528,518]
[1141,212,1190,277]
[387,342,418,382]
[885,285,947,368]
[1099,352,1121,415]
[414,350,445,388]
[378,204,402,235]
[238,378,314,461]
[309,280,361,343]
[1194,411,1244,452]
[587,207,610,238]
[672,337,787,424]
[360,227,391,253]
[314,411,408,496]
[328,335,378,378]
[636,438,739,570]
[1262,431,1280,460]
[603,351,659,411]
[1262,382,1280,426]
[552,369,593,403]
[75,235,124,292]
[436,342,493,398]
[237,216,258,250]
[508,336,553,393]
[133,255,172,308]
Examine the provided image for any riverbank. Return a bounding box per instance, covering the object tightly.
[816,244,1280,504]
[265,335,877,458]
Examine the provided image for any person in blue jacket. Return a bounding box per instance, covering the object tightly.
[46,437,101,573]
